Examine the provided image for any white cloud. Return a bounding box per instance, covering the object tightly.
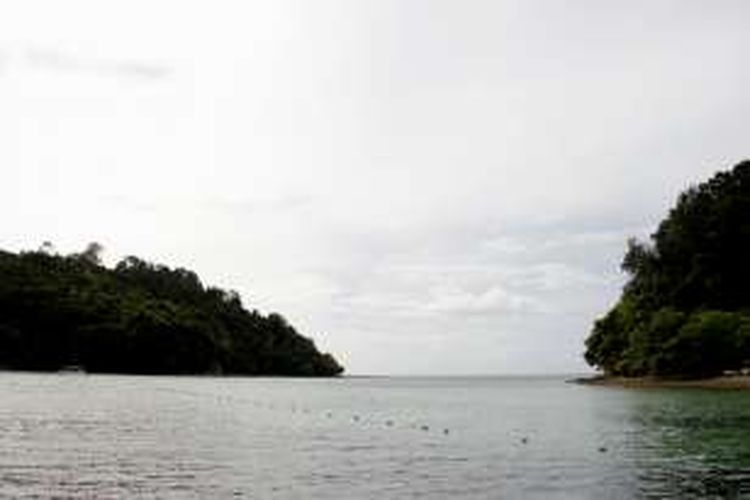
[23,46,173,80]
[507,262,609,292]
[424,284,544,314]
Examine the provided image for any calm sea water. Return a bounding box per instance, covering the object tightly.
[1,373,749,499]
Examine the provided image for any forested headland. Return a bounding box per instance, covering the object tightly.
[0,245,343,376]
[585,161,750,378]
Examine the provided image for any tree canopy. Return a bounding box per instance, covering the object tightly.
[0,247,343,376]
[585,161,750,377]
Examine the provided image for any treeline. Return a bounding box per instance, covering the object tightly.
[0,245,343,376]
[585,161,750,377]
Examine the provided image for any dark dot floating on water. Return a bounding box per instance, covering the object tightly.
[420,425,429,431]
[521,437,528,444]
[443,428,450,435]
[598,446,608,453]
[385,420,394,427]
[353,415,360,422]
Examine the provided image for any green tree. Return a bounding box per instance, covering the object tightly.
[584,161,750,377]
[0,245,343,376]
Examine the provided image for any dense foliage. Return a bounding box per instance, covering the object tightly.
[585,161,750,377]
[0,246,343,376]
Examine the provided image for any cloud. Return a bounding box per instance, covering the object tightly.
[331,283,542,318]
[423,284,545,314]
[505,262,611,292]
[97,193,313,215]
[23,46,172,81]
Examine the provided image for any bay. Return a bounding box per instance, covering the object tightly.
[1,373,749,498]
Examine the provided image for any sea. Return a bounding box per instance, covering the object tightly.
[1,373,749,499]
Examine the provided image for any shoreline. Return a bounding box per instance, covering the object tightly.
[572,374,750,390]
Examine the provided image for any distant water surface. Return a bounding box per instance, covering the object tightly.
[1,373,749,498]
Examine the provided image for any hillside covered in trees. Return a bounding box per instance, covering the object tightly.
[585,161,750,378]
[0,245,343,376]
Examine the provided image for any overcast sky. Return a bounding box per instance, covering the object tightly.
[1,1,748,374]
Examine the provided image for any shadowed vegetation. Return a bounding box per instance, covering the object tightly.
[585,161,750,377]
[0,245,343,376]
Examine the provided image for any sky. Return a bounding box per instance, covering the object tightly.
[1,1,748,375]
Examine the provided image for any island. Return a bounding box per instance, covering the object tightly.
[584,160,750,381]
[0,245,344,376]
